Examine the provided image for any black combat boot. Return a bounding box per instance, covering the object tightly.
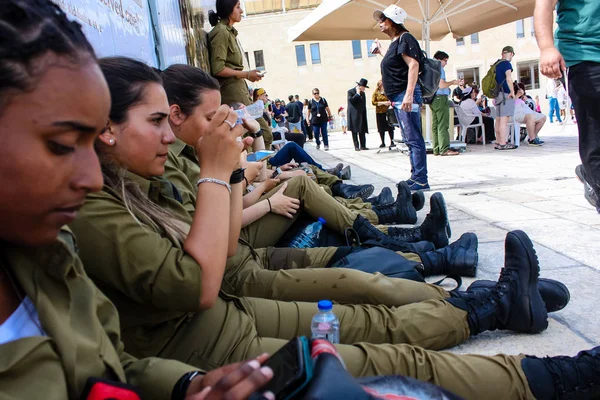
[325,163,343,177]
[387,192,450,249]
[331,182,374,200]
[419,233,478,277]
[521,346,600,400]
[352,215,423,253]
[366,187,394,207]
[447,230,548,335]
[373,181,417,224]
[397,181,425,211]
[469,277,570,313]
[339,165,352,180]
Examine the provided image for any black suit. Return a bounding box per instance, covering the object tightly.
[347,87,368,149]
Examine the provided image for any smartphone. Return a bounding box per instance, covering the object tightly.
[247,150,275,162]
[255,337,312,400]
[271,167,283,179]
[258,71,267,76]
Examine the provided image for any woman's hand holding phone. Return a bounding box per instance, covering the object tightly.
[185,354,274,400]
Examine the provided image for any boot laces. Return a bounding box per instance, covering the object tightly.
[543,349,600,396]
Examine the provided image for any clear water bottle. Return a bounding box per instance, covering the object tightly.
[311,300,340,344]
[235,100,264,125]
[289,217,326,249]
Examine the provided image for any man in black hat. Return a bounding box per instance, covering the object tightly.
[348,78,370,151]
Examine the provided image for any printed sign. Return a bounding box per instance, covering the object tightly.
[52,0,159,66]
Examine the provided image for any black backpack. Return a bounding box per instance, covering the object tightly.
[419,51,442,104]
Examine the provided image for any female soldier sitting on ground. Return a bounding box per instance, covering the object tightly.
[157,64,480,280]
[67,57,581,400]
[0,1,273,399]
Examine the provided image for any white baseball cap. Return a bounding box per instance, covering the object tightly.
[373,5,408,26]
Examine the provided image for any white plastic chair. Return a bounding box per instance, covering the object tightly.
[455,106,485,146]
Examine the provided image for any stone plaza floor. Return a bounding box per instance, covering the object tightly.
[304,120,599,358]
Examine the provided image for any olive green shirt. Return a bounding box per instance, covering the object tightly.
[0,228,196,400]
[69,172,203,359]
[166,139,200,215]
[208,20,243,76]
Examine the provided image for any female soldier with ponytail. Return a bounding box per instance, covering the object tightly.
[208,0,273,149]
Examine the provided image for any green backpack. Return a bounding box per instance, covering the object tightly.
[482,60,506,98]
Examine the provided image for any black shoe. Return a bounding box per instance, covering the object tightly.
[522,346,600,400]
[420,233,478,277]
[379,143,386,148]
[575,164,599,209]
[448,230,548,335]
[373,181,417,224]
[365,187,394,207]
[469,278,570,313]
[390,142,397,148]
[355,147,360,151]
[360,147,369,150]
[339,165,352,180]
[325,163,343,177]
[351,215,421,253]
[387,192,450,249]
[331,182,374,201]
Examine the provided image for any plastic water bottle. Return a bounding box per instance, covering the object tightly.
[235,100,264,125]
[289,217,326,248]
[311,300,340,344]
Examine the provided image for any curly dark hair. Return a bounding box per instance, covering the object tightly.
[0,0,95,108]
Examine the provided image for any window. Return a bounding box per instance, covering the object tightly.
[516,19,525,38]
[351,40,362,59]
[310,43,321,64]
[253,50,265,71]
[295,45,306,66]
[366,40,376,57]
[517,60,541,90]
[457,67,481,87]
[456,37,465,46]
[470,33,479,44]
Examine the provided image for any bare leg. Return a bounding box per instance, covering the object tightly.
[525,115,537,140]
[534,115,546,136]
[496,116,509,145]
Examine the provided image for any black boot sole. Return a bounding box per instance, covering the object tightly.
[449,233,478,277]
[426,193,450,248]
[505,230,548,334]
[469,278,570,313]
[358,185,375,201]
[412,191,425,211]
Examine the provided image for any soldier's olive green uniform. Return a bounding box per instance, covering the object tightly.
[69,188,535,399]
[0,228,196,400]
[208,20,273,149]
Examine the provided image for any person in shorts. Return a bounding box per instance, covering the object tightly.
[493,46,517,150]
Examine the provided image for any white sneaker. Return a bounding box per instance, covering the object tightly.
[324,145,330,151]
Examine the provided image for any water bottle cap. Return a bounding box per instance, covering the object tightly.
[317,300,333,311]
[317,217,326,225]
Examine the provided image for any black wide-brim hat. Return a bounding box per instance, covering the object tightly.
[356,78,369,88]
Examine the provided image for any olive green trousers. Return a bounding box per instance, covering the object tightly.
[159,294,534,400]
[222,243,444,306]
[240,175,378,249]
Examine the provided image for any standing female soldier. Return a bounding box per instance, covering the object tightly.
[208,0,273,149]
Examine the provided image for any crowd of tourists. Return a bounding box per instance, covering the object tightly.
[1,0,600,400]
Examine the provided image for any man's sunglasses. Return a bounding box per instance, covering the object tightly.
[313,92,320,95]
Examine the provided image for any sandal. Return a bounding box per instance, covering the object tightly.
[441,149,460,156]
[494,143,517,150]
